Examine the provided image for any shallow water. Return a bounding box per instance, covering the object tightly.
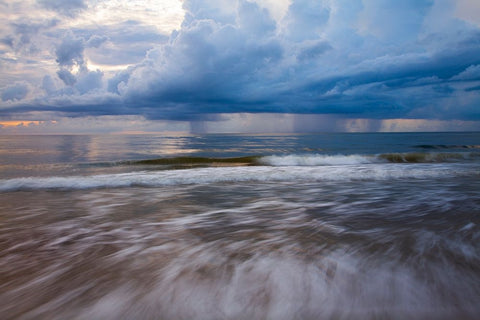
[1,133,480,319]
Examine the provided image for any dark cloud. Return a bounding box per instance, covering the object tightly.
[1,83,29,101]
[6,19,58,53]
[42,75,56,94]
[465,85,480,92]
[451,64,480,81]
[55,35,85,67]
[108,70,130,94]
[57,69,77,86]
[37,0,87,17]
[75,69,104,94]
[432,85,455,95]
[2,0,480,128]
[297,41,332,61]
[120,0,285,118]
[1,36,14,48]
[56,68,104,94]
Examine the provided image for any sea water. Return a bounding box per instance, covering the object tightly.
[0,132,479,319]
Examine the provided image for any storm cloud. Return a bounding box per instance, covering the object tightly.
[1,0,480,131]
[116,0,480,121]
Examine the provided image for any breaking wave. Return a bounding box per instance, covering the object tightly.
[1,162,477,191]
[117,152,480,168]
[258,154,375,166]
[2,152,479,192]
[261,152,479,166]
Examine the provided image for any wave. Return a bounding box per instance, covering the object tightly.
[98,152,480,169]
[259,152,478,166]
[377,152,478,163]
[414,144,480,150]
[126,156,260,167]
[1,163,476,191]
[258,154,375,166]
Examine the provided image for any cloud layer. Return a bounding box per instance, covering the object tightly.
[1,0,480,132]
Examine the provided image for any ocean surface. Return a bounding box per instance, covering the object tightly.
[1,132,480,319]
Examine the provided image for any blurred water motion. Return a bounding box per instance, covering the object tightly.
[1,179,480,319]
[1,133,480,319]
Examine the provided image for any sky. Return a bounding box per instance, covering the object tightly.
[1,0,480,133]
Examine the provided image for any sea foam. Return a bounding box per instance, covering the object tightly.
[259,154,376,166]
[0,163,470,192]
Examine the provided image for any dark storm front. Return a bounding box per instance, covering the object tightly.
[1,133,480,319]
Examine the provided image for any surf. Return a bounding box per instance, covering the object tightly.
[70,152,480,174]
[1,162,476,191]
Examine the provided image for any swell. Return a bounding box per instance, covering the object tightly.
[414,144,480,150]
[378,152,478,163]
[91,152,480,169]
[127,156,261,167]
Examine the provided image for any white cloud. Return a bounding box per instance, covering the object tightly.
[78,0,184,34]
[455,0,480,27]
[254,0,290,23]
[357,0,433,44]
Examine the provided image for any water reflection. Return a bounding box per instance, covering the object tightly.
[56,135,92,163]
[4,133,480,168]
[1,135,202,167]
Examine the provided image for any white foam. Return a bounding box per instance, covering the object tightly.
[67,247,480,320]
[0,163,467,191]
[259,154,377,166]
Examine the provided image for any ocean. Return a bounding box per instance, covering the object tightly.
[1,132,480,319]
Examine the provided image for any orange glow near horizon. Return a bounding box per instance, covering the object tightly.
[0,121,56,128]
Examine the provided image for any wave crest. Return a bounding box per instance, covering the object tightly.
[259,154,375,166]
[260,152,478,166]
[0,164,473,191]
